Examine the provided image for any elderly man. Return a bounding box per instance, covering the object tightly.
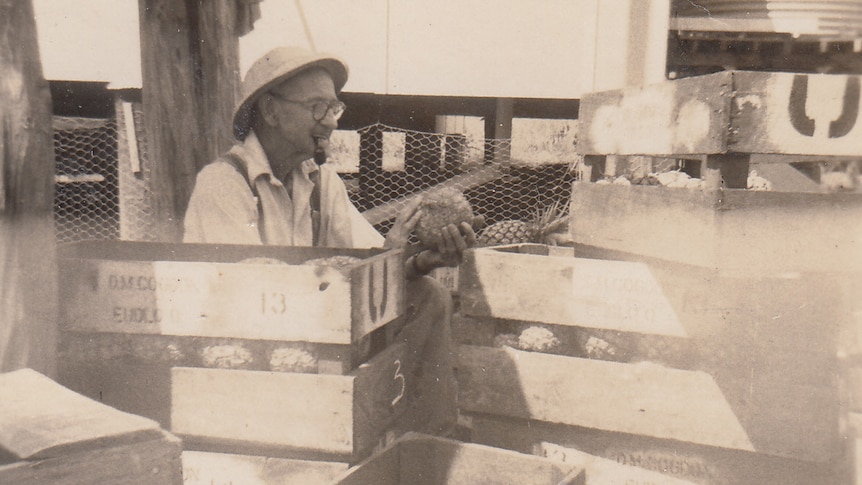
[184,46,478,435]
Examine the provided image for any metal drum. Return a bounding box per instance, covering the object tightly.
[673,0,862,40]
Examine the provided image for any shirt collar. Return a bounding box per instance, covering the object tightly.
[231,131,319,188]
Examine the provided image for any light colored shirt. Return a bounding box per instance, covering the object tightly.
[183,132,384,248]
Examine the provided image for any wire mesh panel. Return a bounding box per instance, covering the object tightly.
[52,115,580,245]
[52,101,158,244]
[53,116,120,243]
[115,100,157,242]
[343,122,580,240]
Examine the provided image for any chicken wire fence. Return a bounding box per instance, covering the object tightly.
[52,112,580,244]
[53,115,120,243]
[53,102,156,244]
[330,122,579,239]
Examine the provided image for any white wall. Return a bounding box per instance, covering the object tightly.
[241,0,590,97]
[34,0,670,96]
[34,0,142,88]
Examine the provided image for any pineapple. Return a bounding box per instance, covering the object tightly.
[414,187,475,248]
[478,201,569,247]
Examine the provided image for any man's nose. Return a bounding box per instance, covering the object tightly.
[319,109,339,129]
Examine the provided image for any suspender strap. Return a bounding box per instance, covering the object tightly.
[220,152,264,242]
[220,152,322,246]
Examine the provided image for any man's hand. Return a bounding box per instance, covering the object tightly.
[413,215,484,273]
[383,197,423,249]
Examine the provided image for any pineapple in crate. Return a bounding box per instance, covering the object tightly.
[477,200,570,247]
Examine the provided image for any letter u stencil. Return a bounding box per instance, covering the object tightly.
[789,74,860,139]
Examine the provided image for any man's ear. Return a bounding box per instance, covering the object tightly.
[256,95,280,127]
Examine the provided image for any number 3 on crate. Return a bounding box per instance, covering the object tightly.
[391,359,405,406]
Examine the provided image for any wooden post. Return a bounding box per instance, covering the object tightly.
[703,154,750,189]
[195,0,242,157]
[0,0,58,375]
[580,155,607,182]
[494,98,513,162]
[138,0,242,242]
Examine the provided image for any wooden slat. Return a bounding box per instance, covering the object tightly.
[730,71,862,156]
[334,432,584,485]
[58,242,404,345]
[568,182,862,273]
[181,450,348,485]
[578,70,862,158]
[460,242,846,349]
[536,442,698,485]
[468,415,837,485]
[578,71,732,156]
[0,369,164,460]
[459,245,688,337]
[171,367,356,455]
[457,345,755,453]
[457,344,840,462]
[59,331,353,375]
[398,434,583,485]
[170,342,408,460]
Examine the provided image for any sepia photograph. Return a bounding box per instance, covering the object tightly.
[1,0,861,483]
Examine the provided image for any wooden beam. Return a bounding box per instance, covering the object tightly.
[361,165,504,226]
[0,0,58,375]
[195,0,242,159]
[139,0,199,242]
[138,0,242,242]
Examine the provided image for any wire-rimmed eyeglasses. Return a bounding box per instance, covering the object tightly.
[268,92,346,121]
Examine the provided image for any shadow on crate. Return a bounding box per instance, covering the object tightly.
[456,243,848,464]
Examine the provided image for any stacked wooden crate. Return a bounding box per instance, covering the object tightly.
[55,240,410,481]
[454,70,862,485]
[0,368,182,484]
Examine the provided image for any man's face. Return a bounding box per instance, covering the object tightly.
[267,68,340,160]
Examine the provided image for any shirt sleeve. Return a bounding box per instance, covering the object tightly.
[316,163,385,249]
[347,201,386,249]
[183,162,263,245]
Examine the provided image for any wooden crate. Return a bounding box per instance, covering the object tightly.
[56,240,411,463]
[58,240,404,351]
[333,432,585,485]
[455,244,851,468]
[568,182,862,273]
[466,414,840,485]
[572,70,862,272]
[0,369,182,485]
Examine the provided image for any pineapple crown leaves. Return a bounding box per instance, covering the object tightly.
[529,200,569,237]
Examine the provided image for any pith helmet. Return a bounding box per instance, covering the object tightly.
[233,46,349,140]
